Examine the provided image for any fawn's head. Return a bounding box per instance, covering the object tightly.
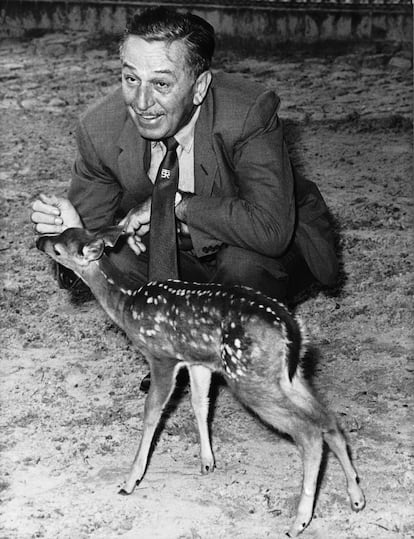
[36,226,125,273]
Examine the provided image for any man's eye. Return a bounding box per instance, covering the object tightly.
[123,74,137,84]
[155,81,169,90]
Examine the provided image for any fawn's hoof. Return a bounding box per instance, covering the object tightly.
[350,492,366,512]
[288,513,311,537]
[201,462,215,475]
[118,480,140,495]
[286,523,308,538]
[348,482,366,512]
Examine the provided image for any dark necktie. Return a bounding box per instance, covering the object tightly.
[148,137,179,281]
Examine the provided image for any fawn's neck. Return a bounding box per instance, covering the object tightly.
[81,255,139,330]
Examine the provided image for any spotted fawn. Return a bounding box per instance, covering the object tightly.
[36,226,365,537]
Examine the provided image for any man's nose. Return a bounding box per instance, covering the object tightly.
[134,85,155,111]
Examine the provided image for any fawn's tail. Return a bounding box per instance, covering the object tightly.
[286,314,309,381]
[281,315,327,423]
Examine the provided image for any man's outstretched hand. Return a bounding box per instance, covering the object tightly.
[119,198,152,256]
[31,194,83,234]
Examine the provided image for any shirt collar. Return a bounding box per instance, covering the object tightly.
[151,106,201,154]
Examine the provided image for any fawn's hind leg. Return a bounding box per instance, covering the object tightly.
[241,396,323,537]
[119,358,181,495]
[188,364,215,474]
[322,421,365,512]
[287,424,324,537]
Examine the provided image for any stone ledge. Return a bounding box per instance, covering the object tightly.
[2,0,413,42]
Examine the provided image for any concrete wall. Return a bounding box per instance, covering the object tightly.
[1,1,412,44]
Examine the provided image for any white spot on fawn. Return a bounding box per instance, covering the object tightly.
[224,344,233,356]
[120,288,132,296]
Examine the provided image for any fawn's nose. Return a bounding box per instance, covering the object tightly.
[36,236,46,252]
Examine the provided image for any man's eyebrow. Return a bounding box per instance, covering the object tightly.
[122,60,138,71]
[121,61,175,76]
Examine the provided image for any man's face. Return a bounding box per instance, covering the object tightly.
[121,36,201,140]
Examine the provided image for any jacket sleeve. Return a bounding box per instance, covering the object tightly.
[68,119,123,232]
[186,90,296,258]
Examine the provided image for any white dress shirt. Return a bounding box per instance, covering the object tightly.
[147,107,201,193]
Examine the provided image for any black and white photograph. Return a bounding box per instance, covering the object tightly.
[1,1,412,537]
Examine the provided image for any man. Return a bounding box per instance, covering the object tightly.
[32,6,338,307]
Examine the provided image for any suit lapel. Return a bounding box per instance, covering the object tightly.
[194,95,217,197]
[117,115,153,196]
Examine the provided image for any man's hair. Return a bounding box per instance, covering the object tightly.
[120,6,215,77]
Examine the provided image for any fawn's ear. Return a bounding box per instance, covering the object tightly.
[94,226,127,248]
[82,239,105,261]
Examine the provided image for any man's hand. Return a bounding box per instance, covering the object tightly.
[31,194,83,234]
[175,191,194,222]
[119,198,151,256]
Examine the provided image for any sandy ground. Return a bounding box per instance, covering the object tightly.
[0,33,413,539]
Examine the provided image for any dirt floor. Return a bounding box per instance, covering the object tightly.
[0,33,413,539]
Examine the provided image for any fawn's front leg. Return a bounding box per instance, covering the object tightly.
[188,364,215,474]
[119,359,180,495]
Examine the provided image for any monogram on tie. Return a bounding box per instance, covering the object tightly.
[148,137,180,281]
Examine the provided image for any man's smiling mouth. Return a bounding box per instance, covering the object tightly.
[130,107,163,122]
[140,114,161,120]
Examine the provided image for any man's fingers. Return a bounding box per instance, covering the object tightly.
[36,194,76,214]
[119,202,152,234]
[34,222,64,235]
[119,214,137,234]
[31,199,61,216]
[33,194,82,229]
[136,223,150,237]
[127,236,146,256]
[135,238,146,252]
[39,193,61,206]
[31,211,63,226]
[122,217,150,235]
[178,222,190,236]
[126,237,141,256]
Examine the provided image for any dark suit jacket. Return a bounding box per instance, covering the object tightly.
[69,72,338,285]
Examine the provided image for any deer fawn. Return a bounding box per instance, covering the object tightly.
[36,226,365,537]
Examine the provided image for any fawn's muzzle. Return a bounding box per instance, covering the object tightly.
[36,236,46,252]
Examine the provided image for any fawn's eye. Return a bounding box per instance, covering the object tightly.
[53,245,61,256]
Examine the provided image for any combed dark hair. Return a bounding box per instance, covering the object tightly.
[120,6,215,77]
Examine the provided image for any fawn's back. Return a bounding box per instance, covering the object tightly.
[121,279,304,386]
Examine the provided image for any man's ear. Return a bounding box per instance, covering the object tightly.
[82,239,105,261]
[94,226,127,248]
[193,70,212,106]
